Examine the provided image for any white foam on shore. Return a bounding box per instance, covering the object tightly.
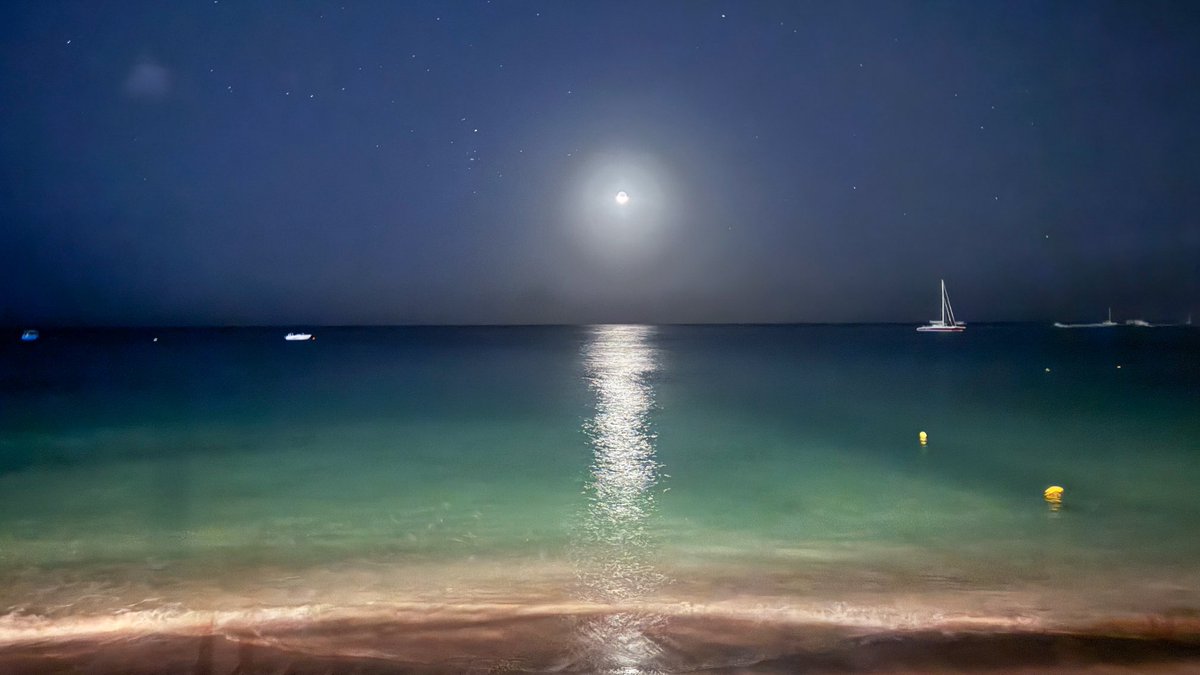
[0,598,1046,648]
[3,553,1197,658]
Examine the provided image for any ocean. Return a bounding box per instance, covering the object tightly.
[2,324,1199,672]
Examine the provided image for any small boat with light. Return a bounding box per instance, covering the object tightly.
[916,279,965,332]
[20,329,39,341]
[285,332,314,341]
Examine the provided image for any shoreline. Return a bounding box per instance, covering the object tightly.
[3,603,1200,673]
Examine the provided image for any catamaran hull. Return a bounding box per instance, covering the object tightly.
[916,325,965,332]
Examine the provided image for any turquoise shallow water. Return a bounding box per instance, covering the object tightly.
[2,324,1199,667]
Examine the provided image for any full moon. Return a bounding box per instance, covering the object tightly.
[614,190,629,205]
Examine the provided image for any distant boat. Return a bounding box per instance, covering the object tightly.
[916,279,965,332]
[20,329,39,342]
[1054,307,1118,328]
[1124,319,1152,327]
[285,332,314,341]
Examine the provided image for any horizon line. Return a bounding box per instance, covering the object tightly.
[2,320,1126,330]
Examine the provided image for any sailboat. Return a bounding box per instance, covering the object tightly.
[1054,307,1117,328]
[916,280,965,332]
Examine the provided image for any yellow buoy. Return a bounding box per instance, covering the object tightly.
[919,431,928,445]
[1043,485,1064,503]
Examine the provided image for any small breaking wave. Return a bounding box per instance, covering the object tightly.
[3,598,1200,673]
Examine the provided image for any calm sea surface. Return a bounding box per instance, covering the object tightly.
[2,324,1199,670]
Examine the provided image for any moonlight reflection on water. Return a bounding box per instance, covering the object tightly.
[574,325,666,672]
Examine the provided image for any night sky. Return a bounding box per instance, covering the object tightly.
[2,1,1198,326]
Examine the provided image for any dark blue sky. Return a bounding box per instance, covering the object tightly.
[2,1,1198,325]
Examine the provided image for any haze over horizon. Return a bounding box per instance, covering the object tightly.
[3,1,1198,326]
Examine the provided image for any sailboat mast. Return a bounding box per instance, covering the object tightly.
[943,279,958,325]
[941,279,953,325]
[939,280,946,324]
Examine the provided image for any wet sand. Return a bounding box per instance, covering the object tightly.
[3,604,1200,674]
[4,555,1200,672]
